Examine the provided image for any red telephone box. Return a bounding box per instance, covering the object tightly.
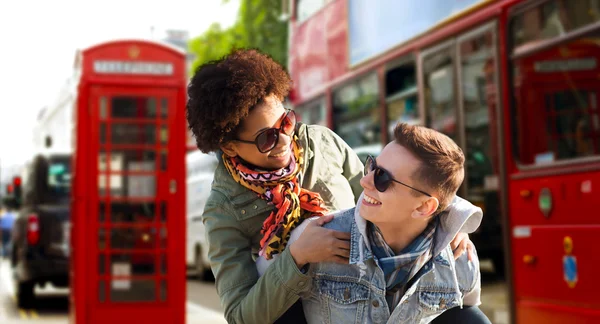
[70,40,187,324]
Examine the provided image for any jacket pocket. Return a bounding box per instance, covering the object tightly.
[317,279,370,324]
[418,290,460,315]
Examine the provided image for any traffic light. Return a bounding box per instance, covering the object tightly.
[12,176,22,206]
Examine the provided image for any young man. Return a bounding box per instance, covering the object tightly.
[288,123,487,323]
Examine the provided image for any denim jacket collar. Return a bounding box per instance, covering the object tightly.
[348,193,483,265]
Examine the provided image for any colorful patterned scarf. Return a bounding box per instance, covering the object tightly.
[223,137,328,259]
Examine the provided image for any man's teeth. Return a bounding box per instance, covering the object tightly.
[364,195,381,205]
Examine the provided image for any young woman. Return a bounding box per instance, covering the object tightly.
[186,49,473,324]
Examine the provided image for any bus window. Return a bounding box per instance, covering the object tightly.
[511,0,600,165]
[423,45,458,142]
[332,73,380,149]
[296,98,327,126]
[385,60,419,137]
[512,0,600,54]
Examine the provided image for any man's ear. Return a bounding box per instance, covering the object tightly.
[220,142,238,157]
[411,197,440,219]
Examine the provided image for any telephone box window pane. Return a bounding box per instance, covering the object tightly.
[111,124,156,145]
[110,202,156,223]
[110,280,156,302]
[160,98,168,119]
[161,254,167,275]
[110,228,156,250]
[100,97,108,119]
[160,149,167,171]
[111,97,157,119]
[104,150,156,171]
[160,125,168,144]
[99,151,157,198]
[160,202,166,223]
[99,254,106,274]
[126,173,156,198]
[98,228,106,250]
[100,124,107,144]
[160,280,167,301]
[99,281,106,302]
[160,227,167,248]
[111,254,156,275]
[99,202,105,222]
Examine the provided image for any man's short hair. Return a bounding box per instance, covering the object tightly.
[393,123,465,212]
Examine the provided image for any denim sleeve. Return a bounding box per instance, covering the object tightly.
[203,190,312,324]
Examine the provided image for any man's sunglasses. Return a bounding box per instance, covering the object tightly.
[364,155,432,196]
[235,109,297,153]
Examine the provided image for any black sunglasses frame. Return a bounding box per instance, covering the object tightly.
[364,155,432,197]
[235,109,296,153]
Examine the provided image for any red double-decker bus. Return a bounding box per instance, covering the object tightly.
[287,0,600,323]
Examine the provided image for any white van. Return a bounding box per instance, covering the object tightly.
[186,151,218,280]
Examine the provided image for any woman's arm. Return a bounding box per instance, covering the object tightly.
[203,191,312,324]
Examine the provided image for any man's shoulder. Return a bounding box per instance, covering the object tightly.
[322,208,356,232]
[421,246,479,293]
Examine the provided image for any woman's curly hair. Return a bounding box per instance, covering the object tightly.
[186,49,292,153]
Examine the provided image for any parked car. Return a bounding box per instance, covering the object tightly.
[185,151,218,280]
[9,154,71,308]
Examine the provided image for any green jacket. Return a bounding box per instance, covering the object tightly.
[202,123,364,324]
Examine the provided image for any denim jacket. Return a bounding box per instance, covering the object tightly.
[293,194,483,324]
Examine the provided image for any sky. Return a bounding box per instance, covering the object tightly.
[0,0,240,178]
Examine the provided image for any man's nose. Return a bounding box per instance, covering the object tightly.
[360,171,375,190]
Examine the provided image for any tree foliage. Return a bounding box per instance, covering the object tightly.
[188,0,288,74]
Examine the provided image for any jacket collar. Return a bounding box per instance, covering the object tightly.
[349,193,483,264]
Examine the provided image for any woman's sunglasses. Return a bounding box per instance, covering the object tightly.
[364,155,432,196]
[235,109,297,153]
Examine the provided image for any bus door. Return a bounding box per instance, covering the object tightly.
[508,7,600,319]
[420,22,505,272]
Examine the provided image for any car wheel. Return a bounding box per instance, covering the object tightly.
[195,247,205,281]
[16,281,35,308]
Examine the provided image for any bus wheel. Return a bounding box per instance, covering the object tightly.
[16,281,35,308]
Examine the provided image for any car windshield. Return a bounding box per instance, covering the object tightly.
[48,159,71,200]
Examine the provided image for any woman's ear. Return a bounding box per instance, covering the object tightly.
[220,142,238,157]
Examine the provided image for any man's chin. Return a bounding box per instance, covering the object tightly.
[358,203,374,222]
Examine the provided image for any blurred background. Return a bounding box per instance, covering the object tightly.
[1,0,600,323]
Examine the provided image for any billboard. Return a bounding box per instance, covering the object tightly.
[348,0,486,65]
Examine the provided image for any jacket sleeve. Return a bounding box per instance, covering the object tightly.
[326,129,365,203]
[203,190,313,324]
[463,269,482,306]
[462,248,482,307]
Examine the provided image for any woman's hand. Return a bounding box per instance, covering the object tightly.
[289,215,351,268]
[451,232,476,261]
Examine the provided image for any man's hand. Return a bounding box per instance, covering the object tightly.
[289,215,351,268]
[450,232,476,261]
